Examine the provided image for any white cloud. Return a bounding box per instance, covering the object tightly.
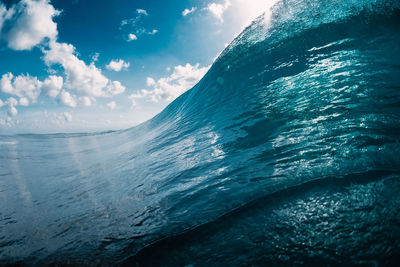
[43,41,125,98]
[106,101,116,110]
[43,75,63,98]
[146,77,156,86]
[0,73,14,94]
[131,63,209,103]
[59,91,77,108]
[79,96,92,107]
[50,111,72,125]
[0,0,60,50]
[128,33,138,41]
[0,73,42,101]
[120,8,157,39]
[106,81,126,96]
[91,52,100,62]
[182,7,197,16]
[128,89,154,102]
[0,72,104,112]
[207,0,231,23]
[0,4,8,29]
[8,106,18,116]
[106,59,130,72]
[19,97,29,106]
[148,29,158,35]
[0,0,128,119]
[136,9,148,16]
[6,97,18,107]
[5,97,19,116]
[63,112,72,122]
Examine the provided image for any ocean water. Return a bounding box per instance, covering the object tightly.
[1,0,400,265]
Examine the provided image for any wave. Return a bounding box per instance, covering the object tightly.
[1,0,400,265]
[126,171,400,266]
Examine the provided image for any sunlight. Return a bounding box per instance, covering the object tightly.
[233,0,279,29]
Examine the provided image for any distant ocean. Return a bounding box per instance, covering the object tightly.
[1,0,400,265]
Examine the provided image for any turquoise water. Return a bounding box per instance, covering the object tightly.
[1,0,400,265]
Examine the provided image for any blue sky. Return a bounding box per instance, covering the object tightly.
[0,0,270,133]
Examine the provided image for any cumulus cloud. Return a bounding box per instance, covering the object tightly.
[6,97,18,107]
[0,0,60,50]
[0,99,4,107]
[106,59,130,72]
[0,73,42,101]
[130,63,209,103]
[146,77,156,86]
[59,91,77,108]
[43,75,63,98]
[106,101,116,110]
[0,0,126,117]
[182,7,197,16]
[207,0,231,23]
[79,96,92,107]
[128,33,137,41]
[106,81,126,96]
[43,41,125,98]
[19,97,29,106]
[5,97,19,116]
[8,106,18,116]
[0,72,100,111]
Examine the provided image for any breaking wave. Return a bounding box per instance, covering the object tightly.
[1,0,400,265]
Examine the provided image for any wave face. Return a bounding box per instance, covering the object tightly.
[1,0,400,265]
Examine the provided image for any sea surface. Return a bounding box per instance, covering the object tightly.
[1,0,400,265]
